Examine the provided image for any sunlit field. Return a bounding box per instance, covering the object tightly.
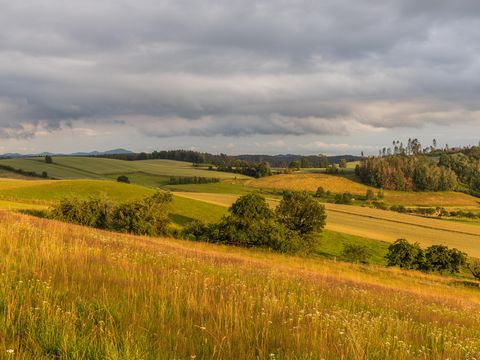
[1,211,480,359]
[249,173,480,207]
[174,192,480,257]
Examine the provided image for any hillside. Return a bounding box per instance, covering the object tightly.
[1,210,479,358]
[0,157,249,187]
[0,179,226,227]
[174,192,480,257]
[249,173,480,207]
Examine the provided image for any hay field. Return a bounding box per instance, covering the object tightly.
[174,192,480,257]
[249,173,480,207]
[1,210,480,359]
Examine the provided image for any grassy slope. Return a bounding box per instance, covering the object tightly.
[173,192,480,257]
[248,173,480,207]
[0,157,249,186]
[0,178,226,228]
[1,211,480,359]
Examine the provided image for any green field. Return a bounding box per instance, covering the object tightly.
[0,157,249,187]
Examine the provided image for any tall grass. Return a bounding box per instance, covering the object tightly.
[1,211,480,359]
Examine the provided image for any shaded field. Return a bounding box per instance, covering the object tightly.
[249,173,480,207]
[1,211,480,359]
[174,192,480,257]
[0,157,248,187]
[0,179,226,228]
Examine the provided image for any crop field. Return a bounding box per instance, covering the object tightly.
[1,211,480,359]
[249,173,480,207]
[174,192,480,257]
[0,157,248,187]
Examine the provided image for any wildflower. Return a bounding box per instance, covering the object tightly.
[6,349,14,354]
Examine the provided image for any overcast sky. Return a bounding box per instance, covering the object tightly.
[0,0,479,155]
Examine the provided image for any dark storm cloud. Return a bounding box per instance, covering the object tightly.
[0,0,479,139]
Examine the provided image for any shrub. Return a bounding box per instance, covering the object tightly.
[334,193,353,205]
[45,155,53,164]
[469,259,480,280]
[50,197,112,228]
[365,189,375,201]
[390,205,407,213]
[111,193,172,236]
[341,244,371,264]
[315,186,326,198]
[372,201,388,210]
[385,239,424,270]
[117,175,130,183]
[51,192,172,236]
[168,176,220,185]
[41,171,48,178]
[424,245,466,273]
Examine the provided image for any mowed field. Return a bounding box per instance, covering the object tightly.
[174,192,480,257]
[0,157,249,187]
[2,210,480,359]
[249,173,480,207]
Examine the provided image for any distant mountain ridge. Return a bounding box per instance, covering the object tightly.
[0,148,133,158]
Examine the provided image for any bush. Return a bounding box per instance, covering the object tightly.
[111,193,172,236]
[315,186,326,198]
[50,192,172,236]
[385,239,424,270]
[365,189,375,201]
[117,175,130,183]
[45,155,53,164]
[341,244,371,264]
[390,205,407,213]
[424,245,466,273]
[372,201,388,210]
[50,197,112,228]
[41,171,48,178]
[334,193,354,205]
[469,259,480,280]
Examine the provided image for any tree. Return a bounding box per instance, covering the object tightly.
[385,239,424,269]
[342,244,370,264]
[315,186,326,198]
[339,159,347,168]
[45,155,53,164]
[41,171,48,178]
[469,259,480,280]
[276,191,326,235]
[117,175,130,183]
[424,245,466,273]
[300,157,311,168]
[289,160,300,170]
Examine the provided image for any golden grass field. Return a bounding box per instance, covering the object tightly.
[248,173,480,207]
[174,192,480,257]
[2,210,480,359]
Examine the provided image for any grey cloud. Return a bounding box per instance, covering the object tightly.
[0,0,479,139]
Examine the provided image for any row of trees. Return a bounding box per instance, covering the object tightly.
[182,191,326,253]
[168,176,220,185]
[439,152,480,194]
[355,155,458,191]
[216,161,271,178]
[50,193,172,236]
[385,239,467,274]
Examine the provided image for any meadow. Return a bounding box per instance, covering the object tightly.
[1,211,480,359]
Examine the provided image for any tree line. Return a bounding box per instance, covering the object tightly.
[355,155,458,191]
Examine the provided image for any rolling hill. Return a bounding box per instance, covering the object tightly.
[0,156,249,187]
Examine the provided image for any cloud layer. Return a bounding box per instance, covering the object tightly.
[0,0,479,141]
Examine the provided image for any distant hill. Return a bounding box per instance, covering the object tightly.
[0,148,134,158]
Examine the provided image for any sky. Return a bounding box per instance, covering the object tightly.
[0,0,479,155]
